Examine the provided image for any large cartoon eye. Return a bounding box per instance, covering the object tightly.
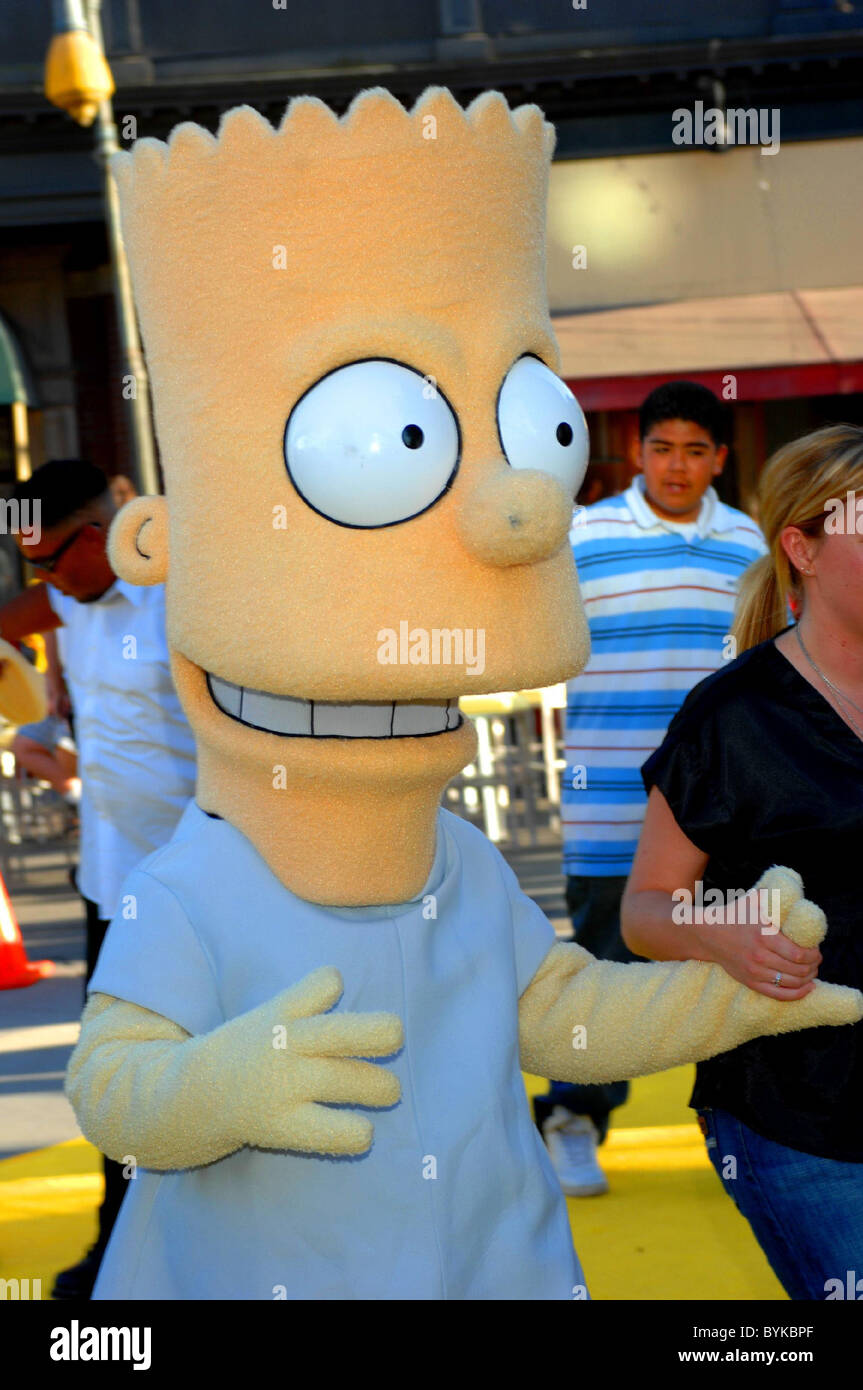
[284,360,460,528]
[497,356,589,498]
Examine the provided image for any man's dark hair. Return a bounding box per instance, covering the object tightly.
[639,381,730,448]
[12,459,111,531]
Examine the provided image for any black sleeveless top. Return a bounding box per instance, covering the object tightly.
[642,633,863,1161]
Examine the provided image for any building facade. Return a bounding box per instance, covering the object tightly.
[1,1,861,528]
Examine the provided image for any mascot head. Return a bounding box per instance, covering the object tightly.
[108,87,590,904]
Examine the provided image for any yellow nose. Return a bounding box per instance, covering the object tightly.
[454,467,573,567]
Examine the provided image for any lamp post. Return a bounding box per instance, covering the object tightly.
[44,0,160,496]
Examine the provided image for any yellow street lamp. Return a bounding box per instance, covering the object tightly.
[44,0,114,127]
[42,0,159,496]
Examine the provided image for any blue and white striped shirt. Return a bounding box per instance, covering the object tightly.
[562,476,766,877]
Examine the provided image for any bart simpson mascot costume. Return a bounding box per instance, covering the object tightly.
[66,88,861,1300]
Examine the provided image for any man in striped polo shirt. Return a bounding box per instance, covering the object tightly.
[536,381,767,1195]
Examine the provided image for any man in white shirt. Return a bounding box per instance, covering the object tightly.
[0,458,197,1298]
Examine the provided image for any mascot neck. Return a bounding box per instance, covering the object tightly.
[194,719,477,907]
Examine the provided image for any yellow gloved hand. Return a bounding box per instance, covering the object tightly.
[518,867,862,1085]
[66,967,403,1169]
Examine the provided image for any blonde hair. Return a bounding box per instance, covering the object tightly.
[733,424,863,653]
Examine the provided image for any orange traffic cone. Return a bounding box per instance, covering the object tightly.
[0,871,54,989]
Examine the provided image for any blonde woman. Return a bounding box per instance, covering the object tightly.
[621,425,863,1300]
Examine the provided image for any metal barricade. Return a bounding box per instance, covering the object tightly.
[445,686,567,847]
[0,749,78,887]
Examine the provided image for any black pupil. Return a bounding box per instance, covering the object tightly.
[402,424,424,449]
[556,421,573,446]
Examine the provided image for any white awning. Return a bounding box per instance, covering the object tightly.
[553,286,863,380]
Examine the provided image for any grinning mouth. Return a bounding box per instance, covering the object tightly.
[206,674,463,739]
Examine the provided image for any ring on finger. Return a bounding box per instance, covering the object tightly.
[773,972,783,986]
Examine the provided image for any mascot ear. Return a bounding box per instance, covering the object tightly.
[108,495,169,585]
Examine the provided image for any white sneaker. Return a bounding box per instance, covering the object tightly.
[541,1107,609,1196]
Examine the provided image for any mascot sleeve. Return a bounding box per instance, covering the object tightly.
[518,867,862,1082]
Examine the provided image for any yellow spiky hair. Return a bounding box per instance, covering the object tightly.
[111,86,555,196]
[109,87,558,399]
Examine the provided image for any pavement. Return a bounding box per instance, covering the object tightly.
[0,835,85,1160]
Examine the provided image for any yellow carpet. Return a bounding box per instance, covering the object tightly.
[524,1065,785,1301]
[0,1065,784,1300]
[0,1138,99,1300]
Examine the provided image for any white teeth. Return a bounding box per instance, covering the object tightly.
[391,702,448,736]
[313,702,394,738]
[241,688,312,735]
[208,675,242,717]
[206,674,460,739]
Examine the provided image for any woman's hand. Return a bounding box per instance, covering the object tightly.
[622,789,824,999]
[692,912,820,1000]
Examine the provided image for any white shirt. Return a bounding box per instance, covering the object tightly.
[88,802,583,1300]
[49,581,196,918]
[626,474,736,539]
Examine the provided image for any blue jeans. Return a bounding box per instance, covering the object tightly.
[698,1106,863,1300]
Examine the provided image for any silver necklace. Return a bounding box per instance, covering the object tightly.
[795,624,863,737]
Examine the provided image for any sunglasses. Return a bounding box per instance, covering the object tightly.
[27,522,97,574]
